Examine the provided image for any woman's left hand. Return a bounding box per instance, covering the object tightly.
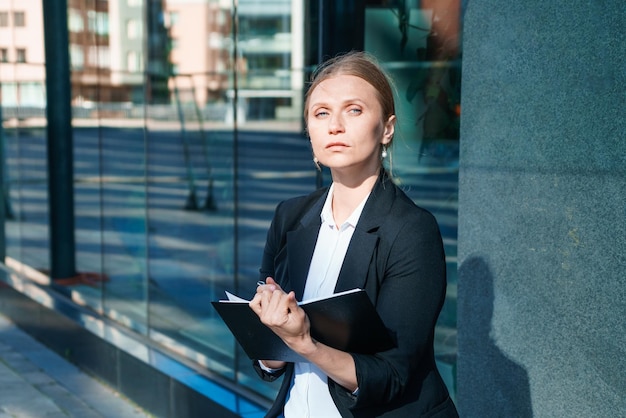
[249,278,313,352]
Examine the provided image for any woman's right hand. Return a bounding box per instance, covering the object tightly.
[255,276,281,294]
[254,277,288,370]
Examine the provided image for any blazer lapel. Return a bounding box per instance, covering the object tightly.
[286,190,326,300]
[335,172,396,293]
[334,229,379,292]
[287,226,320,300]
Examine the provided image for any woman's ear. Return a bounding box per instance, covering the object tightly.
[382,115,396,145]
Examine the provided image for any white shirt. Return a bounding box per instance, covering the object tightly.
[284,184,370,418]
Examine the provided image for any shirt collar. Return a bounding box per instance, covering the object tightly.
[320,183,370,229]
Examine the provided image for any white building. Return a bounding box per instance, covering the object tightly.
[0,0,46,107]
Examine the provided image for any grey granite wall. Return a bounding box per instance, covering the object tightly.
[457,1,625,417]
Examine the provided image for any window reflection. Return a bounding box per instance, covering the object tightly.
[0,0,460,403]
[364,0,461,398]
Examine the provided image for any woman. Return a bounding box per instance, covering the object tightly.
[249,51,458,417]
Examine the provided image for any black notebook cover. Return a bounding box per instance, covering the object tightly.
[211,289,395,362]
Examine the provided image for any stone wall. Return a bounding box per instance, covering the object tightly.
[457,1,625,416]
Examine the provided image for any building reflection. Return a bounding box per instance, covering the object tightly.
[0,0,460,406]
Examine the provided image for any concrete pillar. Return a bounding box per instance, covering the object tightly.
[457,1,625,416]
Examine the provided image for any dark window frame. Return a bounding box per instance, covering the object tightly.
[16,48,26,63]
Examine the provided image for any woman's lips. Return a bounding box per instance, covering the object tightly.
[326,142,348,149]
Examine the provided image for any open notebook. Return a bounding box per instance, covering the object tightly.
[212,288,395,362]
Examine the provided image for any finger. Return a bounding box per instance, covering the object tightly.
[284,292,308,325]
[267,288,289,313]
[260,290,294,325]
[264,290,295,315]
[286,291,298,310]
[256,277,278,294]
[256,285,274,295]
[250,288,279,317]
[249,292,264,314]
[266,277,283,289]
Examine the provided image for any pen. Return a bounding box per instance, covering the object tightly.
[257,280,265,287]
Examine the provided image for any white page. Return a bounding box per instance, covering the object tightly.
[222,288,362,304]
[224,291,249,302]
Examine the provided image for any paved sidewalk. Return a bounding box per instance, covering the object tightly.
[0,313,151,418]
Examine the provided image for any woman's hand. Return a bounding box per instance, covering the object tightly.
[249,277,315,357]
[250,278,358,391]
[251,278,288,369]
[250,277,358,392]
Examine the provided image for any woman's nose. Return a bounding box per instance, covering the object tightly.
[328,114,345,134]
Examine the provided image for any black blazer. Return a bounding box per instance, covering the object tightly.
[254,171,458,418]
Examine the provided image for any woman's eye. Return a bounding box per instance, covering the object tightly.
[315,110,329,117]
[348,108,362,115]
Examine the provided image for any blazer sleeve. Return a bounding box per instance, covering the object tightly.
[332,207,448,411]
[259,200,282,282]
[251,200,290,384]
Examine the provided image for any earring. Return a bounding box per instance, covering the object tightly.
[381,145,388,159]
[313,156,321,170]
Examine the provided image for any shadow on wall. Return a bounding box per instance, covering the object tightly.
[458,256,533,417]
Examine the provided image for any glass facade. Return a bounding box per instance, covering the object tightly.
[0,0,460,405]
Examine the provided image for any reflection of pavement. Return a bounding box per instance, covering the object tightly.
[4,124,458,398]
[0,310,151,417]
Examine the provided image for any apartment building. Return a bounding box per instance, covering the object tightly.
[164,0,231,106]
[163,0,304,121]
[0,0,46,107]
[235,0,304,120]
[0,0,167,108]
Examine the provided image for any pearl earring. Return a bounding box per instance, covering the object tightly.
[313,156,321,170]
[381,145,388,159]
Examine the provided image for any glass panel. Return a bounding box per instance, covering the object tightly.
[2,0,462,407]
[97,2,149,334]
[69,0,149,329]
[4,118,48,272]
[232,0,311,397]
[364,0,461,399]
[137,0,309,399]
[0,7,49,282]
[145,0,240,382]
[1,63,50,279]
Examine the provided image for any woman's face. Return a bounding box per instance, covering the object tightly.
[306,74,395,176]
